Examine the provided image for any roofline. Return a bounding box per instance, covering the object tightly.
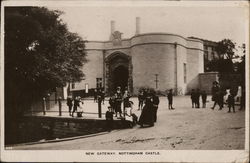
[86,32,204,44]
[188,36,217,44]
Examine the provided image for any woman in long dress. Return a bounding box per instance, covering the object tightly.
[138,92,154,127]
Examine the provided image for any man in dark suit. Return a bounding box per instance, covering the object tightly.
[66,96,73,116]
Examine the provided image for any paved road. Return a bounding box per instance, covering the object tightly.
[13,96,245,150]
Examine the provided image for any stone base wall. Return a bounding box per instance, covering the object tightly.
[5,116,131,145]
[199,72,219,94]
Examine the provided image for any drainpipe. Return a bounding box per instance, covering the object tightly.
[103,50,106,93]
[174,42,178,95]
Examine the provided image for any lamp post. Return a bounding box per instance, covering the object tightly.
[43,97,46,115]
[58,97,62,116]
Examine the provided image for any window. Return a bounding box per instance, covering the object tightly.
[96,78,102,88]
[183,63,187,84]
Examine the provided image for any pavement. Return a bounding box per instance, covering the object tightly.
[11,96,245,150]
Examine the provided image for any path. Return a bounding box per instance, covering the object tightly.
[12,96,245,150]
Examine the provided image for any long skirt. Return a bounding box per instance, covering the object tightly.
[138,105,154,125]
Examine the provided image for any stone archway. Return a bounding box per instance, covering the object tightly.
[105,52,133,95]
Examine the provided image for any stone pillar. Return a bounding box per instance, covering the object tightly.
[135,17,140,35]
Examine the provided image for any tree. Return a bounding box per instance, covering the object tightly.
[212,39,236,73]
[216,39,236,60]
[5,7,87,139]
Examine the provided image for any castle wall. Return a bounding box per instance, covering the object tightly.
[186,48,204,93]
[176,45,187,95]
[131,33,187,46]
[72,49,104,91]
[185,39,204,94]
[131,43,176,94]
[70,33,204,96]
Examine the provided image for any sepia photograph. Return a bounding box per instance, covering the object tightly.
[1,0,249,162]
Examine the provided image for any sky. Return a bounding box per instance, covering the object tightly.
[47,1,248,45]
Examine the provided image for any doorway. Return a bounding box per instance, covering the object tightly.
[112,65,129,92]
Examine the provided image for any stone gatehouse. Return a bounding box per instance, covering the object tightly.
[69,17,205,96]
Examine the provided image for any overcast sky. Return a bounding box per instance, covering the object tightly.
[48,1,248,45]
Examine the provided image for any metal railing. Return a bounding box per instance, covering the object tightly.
[27,97,111,118]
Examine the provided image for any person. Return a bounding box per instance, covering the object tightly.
[123,90,130,109]
[77,98,84,117]
[201,90,207,108]
[152,91,160,122]
[124,101,138,127]
[93,89,97,103]
[72,96,80,117]
[236,86,242,103]
[109,95,115,113]
[105,106,114,132]
[195,89,200,108]
[190,89,195,108]
[224,88,231,104]
[114,87,123,118]
[227,90,235,113]
[66,96,73,116]
[138,91,144,110]
[167,89,174,110]
[101,90,105,104]
[97,93,102,118]
[211,81,221,110]
[218,89,225,110]
[138,90,154,127]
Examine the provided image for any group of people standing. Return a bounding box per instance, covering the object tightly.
[137,89,160,127]
[191,81,242,113]
[66,96,84,117]
[108,86,124,118]
[105,87,160,130]
[67,81,243,132]
[211,81,238,113]
[190,89,207,108]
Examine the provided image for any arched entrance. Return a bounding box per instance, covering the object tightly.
[105,52,133,94]
[113,65,129,92]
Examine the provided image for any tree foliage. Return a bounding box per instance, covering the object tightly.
[207,39,237,73]
[5,7,86,115]
[216,39,236,60]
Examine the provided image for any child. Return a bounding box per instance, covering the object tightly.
[227,90,235,113]
[105,106,114,132]
[125,101,138,127]
[77,98,84,117]
[201,90,207,108]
